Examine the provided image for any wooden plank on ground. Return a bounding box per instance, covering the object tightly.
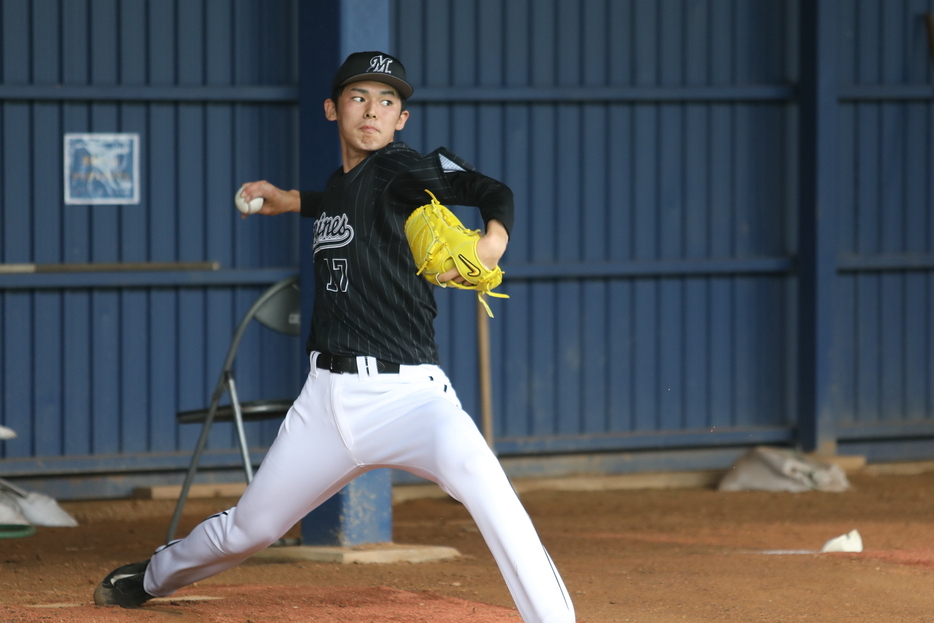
[135,483,248,500]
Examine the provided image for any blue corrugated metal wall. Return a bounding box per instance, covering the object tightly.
[395,0,800,455]
[834,0,934,459]
[2,0,934,498]
[0,0,303,495]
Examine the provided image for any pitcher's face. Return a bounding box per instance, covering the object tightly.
[325,80,409,166]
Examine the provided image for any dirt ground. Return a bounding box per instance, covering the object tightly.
[3,467,934,622]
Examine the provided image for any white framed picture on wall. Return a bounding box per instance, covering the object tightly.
[64,133,140,205]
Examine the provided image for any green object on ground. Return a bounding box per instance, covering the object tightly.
[0,523,35,539]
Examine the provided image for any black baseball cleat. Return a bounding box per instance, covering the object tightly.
[93,559,154,608]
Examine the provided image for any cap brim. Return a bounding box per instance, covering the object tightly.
[339,74,413,100]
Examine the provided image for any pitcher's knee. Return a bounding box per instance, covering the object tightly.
[222,523,281,557]
[201,510,280,560]
[437,450,502,491]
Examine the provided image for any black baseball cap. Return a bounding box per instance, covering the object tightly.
[332,51,414,100]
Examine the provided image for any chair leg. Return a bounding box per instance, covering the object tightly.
[166,398,221,543]
[226,373,255,483]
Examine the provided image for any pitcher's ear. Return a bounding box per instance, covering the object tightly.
[394,109,410,131]
[324,99,338,121]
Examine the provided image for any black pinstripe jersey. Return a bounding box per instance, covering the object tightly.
[301,142,513,365]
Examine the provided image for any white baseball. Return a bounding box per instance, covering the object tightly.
[235,187,264,214]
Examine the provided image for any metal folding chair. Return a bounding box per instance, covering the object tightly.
[166,275,301,541]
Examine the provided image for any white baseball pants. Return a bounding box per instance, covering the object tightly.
[145,353,575,623]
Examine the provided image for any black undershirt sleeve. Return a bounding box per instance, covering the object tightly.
[446,171,514,237]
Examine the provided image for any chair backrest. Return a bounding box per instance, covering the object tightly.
[220,275,301,374]
[253,277,302,336]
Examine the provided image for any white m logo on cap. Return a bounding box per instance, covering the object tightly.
[368,55,393,74]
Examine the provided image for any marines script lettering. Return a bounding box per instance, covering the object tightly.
[313,212,355,254]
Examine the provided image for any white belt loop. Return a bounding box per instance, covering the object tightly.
[310,352,321,378]
[356,355,378,380]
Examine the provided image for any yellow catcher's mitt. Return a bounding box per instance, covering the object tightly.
[405,190,508,317]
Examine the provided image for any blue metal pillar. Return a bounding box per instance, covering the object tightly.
[297,0,393,546]
[301,469,393,546]
[798,0,840,454]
